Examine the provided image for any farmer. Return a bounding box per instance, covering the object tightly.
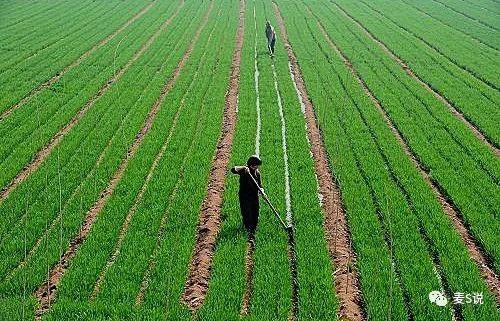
[265,20,276,55]
[231,155,263,233]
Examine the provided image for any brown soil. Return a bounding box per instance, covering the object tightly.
[182,0,245,312]
[240,233,256,316]
[332,2,499,157]
[273,3,365,320]
[0,1,185,205]
[33,0,203,317]
[0,1,156,121]
[313,8,500,306]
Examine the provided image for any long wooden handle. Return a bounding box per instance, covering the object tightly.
[247,171,288,229]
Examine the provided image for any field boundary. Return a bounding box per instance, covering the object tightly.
[182,0,245,311]
[273,3,365,320]
[0,1,156,121]
[331,1,499,155]
[312,9,499,305]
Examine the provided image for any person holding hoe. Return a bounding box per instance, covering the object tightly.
[231,155,263,233]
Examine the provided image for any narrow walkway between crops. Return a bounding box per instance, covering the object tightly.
[0,0,185,205]
[182,0,245,311]
[311,5,499,307]
[332,1,499,156]
[240,5,261,316]
[32,1,205,317]
[89,1,215,302]
[0,1,156,121]
[273,3,365,320]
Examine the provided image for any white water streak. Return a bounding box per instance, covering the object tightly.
[253,6,261,155]
[271,63,292,225]
[289,62,305,114]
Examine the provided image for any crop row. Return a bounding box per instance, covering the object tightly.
[276,0,497,320]
[432,0,500,29]
[43,2,236,319]
[1,0,109,70]
[0,0,154,112]
[0,0,72,31]
[200,0,338,319]
[331,0,500,148]
[0,1,206,319]
[319,0,500,272]
[357,0,499,90]
[0,0,180,243]
[398,0,499,50]
[0,0,179,194]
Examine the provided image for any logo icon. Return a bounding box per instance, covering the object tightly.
[429,291,448,306]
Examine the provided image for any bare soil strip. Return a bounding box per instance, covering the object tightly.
[89,1,215,301]
[0,1,184,205]
[182,0,245,311]
[32,2,205,318]
[0,1,156,121]
[313,12,500,304]
[240,234,256,316]
[273,3,365,320]
[331,2,499,156]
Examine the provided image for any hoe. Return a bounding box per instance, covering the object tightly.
[248,173,293,233]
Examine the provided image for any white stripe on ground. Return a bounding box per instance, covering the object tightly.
[289,62,305,114]
[271,63,292,224]
[253,6,261,156]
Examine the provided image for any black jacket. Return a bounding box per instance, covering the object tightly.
[231,167,262,201]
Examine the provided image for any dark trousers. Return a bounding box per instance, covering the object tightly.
[268,38,276,54]
[240,196,259,232]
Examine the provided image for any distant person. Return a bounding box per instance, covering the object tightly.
[265,20,276,55]
[231,155,263,233]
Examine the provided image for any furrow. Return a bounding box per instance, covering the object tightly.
[332,1,499,155]
[0,1,156,121]
[313,10,499,305]
[0,0,184,204]
[273,3,365,320]
[182,0,245,311]
[254,5,262,156]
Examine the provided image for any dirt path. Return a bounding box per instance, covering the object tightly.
[182,0,245,312]
[273,3,365,320]
[32,1,212,317]
[332,1,499,156]
[0,1,185,206]
[0,1,156,121]
[312,8,499,306]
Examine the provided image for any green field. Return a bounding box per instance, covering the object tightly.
[0,0,498,320]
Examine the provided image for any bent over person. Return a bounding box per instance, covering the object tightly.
[265,20,276,55]
[231,155,263,233]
